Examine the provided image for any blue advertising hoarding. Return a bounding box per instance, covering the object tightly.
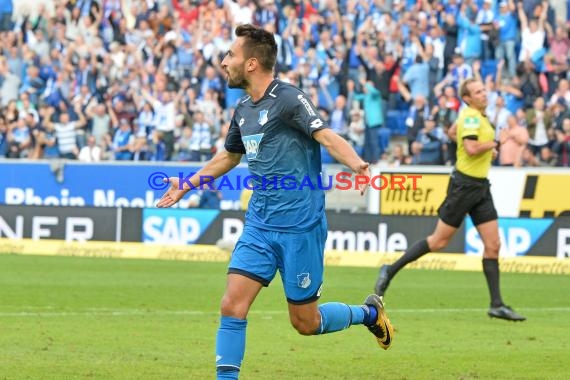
[464,218,554,257]
[0,161,250,209]
[142,208,220,244]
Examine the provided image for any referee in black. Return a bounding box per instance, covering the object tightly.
[375,78,525,321]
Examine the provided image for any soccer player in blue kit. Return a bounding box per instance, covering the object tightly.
[157,24,393,379]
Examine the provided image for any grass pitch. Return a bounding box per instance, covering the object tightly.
[0,254,568,380]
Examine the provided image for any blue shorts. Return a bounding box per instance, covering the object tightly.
[228,218,327,305]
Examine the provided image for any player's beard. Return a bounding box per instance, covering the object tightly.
[227,65,248,89]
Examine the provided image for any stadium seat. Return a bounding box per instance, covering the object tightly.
[481,59,497,81]
[386,110,408,136]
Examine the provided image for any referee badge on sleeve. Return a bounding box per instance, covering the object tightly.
[464,117,480,129]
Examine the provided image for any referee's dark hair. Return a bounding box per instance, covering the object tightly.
[235,24,277,73]
[459,78,479,102]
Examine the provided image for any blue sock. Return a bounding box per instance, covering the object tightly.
[216,316,247,380]
[363,304,378,326]
[317,302,368,334]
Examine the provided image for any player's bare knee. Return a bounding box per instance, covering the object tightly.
[484,239,500,258]
[427,236,449,252]
[220,295,248,319]
[290,314,320,336]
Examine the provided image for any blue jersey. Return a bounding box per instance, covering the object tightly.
[225,79,328,232]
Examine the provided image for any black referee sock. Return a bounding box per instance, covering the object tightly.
[482,258,504,308]
[389,239,431,277]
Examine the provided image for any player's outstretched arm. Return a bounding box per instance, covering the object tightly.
[156,151,243,208]
[313,128,370,195]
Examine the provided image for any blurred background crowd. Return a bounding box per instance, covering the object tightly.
[0,0,569,167]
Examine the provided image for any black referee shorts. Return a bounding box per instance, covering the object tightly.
[438,170,498,228]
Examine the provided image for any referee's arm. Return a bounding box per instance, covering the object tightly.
[448,123,457,142]
[463,137,498,156]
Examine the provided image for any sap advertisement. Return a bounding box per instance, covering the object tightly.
[464,218,562,258]
[143,208,570,259]
[141,208,465,253]
[143,208,221,244]
[0,162,250,210]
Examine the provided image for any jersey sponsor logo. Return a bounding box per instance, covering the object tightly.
[258,110,269,126]
[242,133,264,161]
[238,118,245,127]
[310,118,324,129]
[464,117,480,129]
[297,272,311,288]
[297,94,316,116]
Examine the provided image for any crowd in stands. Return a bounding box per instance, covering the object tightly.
[0,0,569,167]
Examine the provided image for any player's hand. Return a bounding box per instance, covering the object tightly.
[354,162,371,196]
[156,177,189,208]
[492,148,499,160]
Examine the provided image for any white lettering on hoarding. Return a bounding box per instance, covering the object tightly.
[466,226,532,257]
[326,223,407,252]
[4,188,166,208]
[222,218,244,242]
[65,217,94,242]
[32,216,58,239]
[143,216,201,244]
[0,215,94,241]
[5,188,85,206]
[0,216,23,238]
[557,229,570,259]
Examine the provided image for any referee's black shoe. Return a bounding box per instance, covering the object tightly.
[488,305,526,321]
[374,264,392,297]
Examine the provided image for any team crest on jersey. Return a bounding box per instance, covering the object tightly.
[258,110,269,126]
[242,133,264,160]
[297,273,311,289]
[239,118,245,127]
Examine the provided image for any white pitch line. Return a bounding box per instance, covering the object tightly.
[0,307,569,317]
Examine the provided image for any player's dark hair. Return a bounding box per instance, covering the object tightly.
[235,24,277,72]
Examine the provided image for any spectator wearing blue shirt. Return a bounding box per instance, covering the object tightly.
[442,13,459,75]
[0,116,8,157]
[411,115,446,165]
[457,6,483,64]
[443,52,474,92]
[177,37,194,78]
[112,118,133,160]
[38,127,59,159]
[0,0,12,32]
[402,54,430,100]
[7,118,32,158]
[476,0,496,61]
[353,78,388,163]
[199,66,222,100]
[495,1,519,78]
[404,95,431,154]
[500,75,525,114]
[330,93,349,132]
